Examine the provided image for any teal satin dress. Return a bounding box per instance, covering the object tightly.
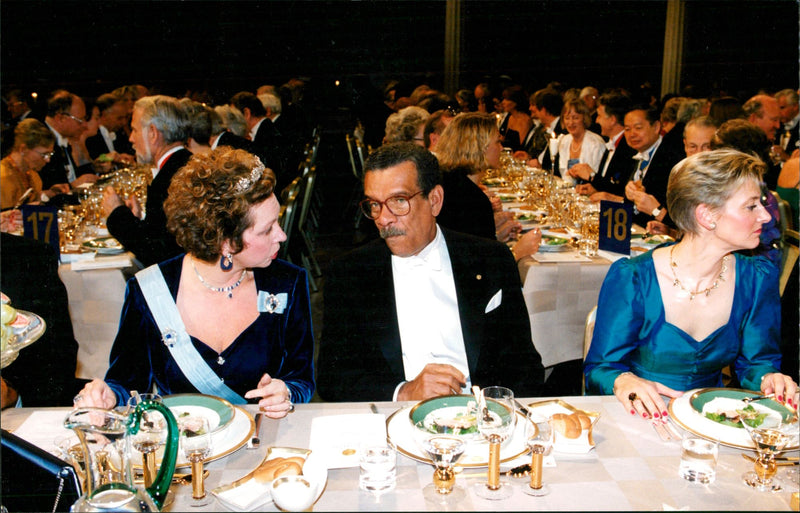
[584,249,781,395]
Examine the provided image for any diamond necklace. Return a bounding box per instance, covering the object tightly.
[669,245,729,301]
[191,258,247,299]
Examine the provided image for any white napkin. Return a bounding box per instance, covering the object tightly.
[71,254,132,271]
[13,410,73,452]
[60,252,96,264]
[596,249,629,263]
[215,479,271,511]
[308,413,386,469]
[533,252,592,263]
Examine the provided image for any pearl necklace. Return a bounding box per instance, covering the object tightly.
[191,258,246,299]
[669,245,729,301]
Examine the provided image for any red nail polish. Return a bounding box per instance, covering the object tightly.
[653,412,660,418]
[630,409,636,415]
[778,395,784,402]
[642,412,649,419]
[662,411,669,417]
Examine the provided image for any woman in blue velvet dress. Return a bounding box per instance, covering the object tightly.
[74,148,314,419]
[585,149,797,420]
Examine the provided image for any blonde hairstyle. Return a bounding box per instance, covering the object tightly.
[164,147,276,262]
[561,99,591,129]
[667,148,765,235]
[435,112,497,173]
[13,118,54,151]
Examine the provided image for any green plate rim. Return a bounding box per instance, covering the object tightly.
[689,387,794,423]
[163,393,235,434]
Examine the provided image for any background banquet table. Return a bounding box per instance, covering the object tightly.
[57,255,140,379]
[518,255,612,369]
[2,395,794,511]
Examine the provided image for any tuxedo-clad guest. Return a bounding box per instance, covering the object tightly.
[574,93,636,200]
[623,105,686,228]
[260,91,304,188]
[775,89,799,159]
[1,89,34,156]
[214,104,249,138]
[180,99,212,155]
[682,116,718,157]
[230,92,284,179]
[512,92,549,163]
[75,148,314,416]
[422,109,455,152]
[525,89,567,171]
[101,95,190,267]
[210,108,256,154]
[317,143,544,402]
[1,233,82,408]
[744,94,782,189]
[580,86,602,135]
[85,93,135,161]
[39,91,98,191]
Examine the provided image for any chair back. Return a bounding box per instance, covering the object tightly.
[780,228,799,296]
[772,190,793,236]
[581,306,597,395]
[279,177,303,259]
[345,133,363,181]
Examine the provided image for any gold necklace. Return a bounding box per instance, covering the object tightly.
[669,245,729,301]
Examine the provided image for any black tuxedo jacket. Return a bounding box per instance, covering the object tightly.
[217,131,256,154]
[106,148,191,266]
[539,118,567,172]
[628,140,685,227]
[590,135,637,197]
[317,228,545,402]
[38,143,94,189]
[1,233,83,406]
[85,129,134,160]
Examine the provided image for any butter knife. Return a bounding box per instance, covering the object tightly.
[248,412,263,449]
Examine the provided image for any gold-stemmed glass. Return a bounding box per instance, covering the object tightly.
[127,393,163,488]
[180,416,213,507]
[522,411,552,496]
[742,414,799,492]
[472,386,516,500]
[421,436,467,503]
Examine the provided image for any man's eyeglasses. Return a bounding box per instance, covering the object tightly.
[33,149,54,160]
[359,191,423,220]
[61,112,85,124]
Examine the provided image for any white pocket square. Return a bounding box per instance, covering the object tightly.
[484,289,502,313]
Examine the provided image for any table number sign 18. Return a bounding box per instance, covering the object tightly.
[598,200,632,255]
[21,205,60,254]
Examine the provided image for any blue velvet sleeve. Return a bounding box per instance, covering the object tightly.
[733,256,782,390]
[272,267,316,403]
[584,257,646,394]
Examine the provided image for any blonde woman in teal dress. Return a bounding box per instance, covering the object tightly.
[585,149,798,420]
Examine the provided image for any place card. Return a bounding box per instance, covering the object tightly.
[308,413,386,469]
[598,200,632,255]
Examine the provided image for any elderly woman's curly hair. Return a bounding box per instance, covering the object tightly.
[164,147,276,263]
[384,106,430,144]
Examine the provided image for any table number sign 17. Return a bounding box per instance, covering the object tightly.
[598,200,632,255]
[21,205,60,254]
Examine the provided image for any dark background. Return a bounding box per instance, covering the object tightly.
[2,0,798,108]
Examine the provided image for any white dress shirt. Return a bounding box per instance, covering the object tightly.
[632,136,663,182]
[45,121,77,183]
[600,131,625,177]
[99,125,116,153]
[391,225,471,399]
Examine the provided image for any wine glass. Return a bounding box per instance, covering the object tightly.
[522,412,553,496]
[128,393,164,488]
[472,386,516,500]
[421,436,467,503]
[742,414,799,492]
[180,416,213,507]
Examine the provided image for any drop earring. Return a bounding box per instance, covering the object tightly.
[220,253,233,270]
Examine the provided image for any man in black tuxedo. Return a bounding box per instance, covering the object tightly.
[744,94,783,189]
[317,143,544,402]
[1,233,82,408]
[775,89,799,159]
[230,92,284,180]
[573,92,637,200]
[85,93,135,161]
[623,105,686,228]
[261,91,304,190]
[102,95,190,267]
[528,88,566,171]
[39,91,98,191]
[210,108,256,154]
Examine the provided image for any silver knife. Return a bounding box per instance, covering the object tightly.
[248,412,263,449]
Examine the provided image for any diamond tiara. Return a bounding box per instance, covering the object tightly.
[233,159,265,195]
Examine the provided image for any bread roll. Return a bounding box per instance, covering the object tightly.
[252,456,305,483]
[551,413,581,439]
[574,414,592,429]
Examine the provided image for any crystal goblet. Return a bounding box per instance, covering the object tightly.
[472,386,516,500]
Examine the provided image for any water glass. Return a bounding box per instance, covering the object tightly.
[679,434,718,484]
[359,443,396,494]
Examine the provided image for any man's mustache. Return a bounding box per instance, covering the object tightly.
[379,226,405,239]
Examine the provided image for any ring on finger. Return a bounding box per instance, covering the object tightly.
[287,401,295,413]
[628,392,638,402]
[73,394,83,403]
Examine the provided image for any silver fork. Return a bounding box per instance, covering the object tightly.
[248,413,263,449]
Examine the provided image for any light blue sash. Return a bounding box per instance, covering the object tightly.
[136,265,247,404]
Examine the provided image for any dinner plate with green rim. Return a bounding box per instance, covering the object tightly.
[669,388,797,450]
[163,393,235,435]
[538,235,571,252]
[81,236,125,254]
[409,395,483,441]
